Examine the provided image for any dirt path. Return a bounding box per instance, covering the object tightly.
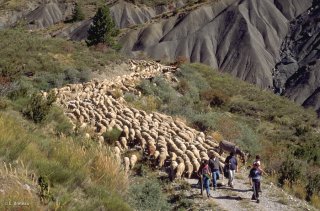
[185,169,316,211]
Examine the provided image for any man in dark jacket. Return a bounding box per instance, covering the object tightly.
[209,153,223,190]
[225,152,238,188]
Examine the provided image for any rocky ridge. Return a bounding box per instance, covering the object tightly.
[273,0,320,114]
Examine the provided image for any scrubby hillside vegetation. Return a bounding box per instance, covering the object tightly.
[0,0,320,210]
[0,29,131,210]
[126,63,320,207]
[0,28,175,210]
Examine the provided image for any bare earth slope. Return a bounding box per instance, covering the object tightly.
[273,0,320,114]
[120,0,312,89]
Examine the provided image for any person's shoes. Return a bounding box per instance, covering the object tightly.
[256,199,260,203]
[230,185,234,188]
[251,196,256,200]
[207,194,212,198]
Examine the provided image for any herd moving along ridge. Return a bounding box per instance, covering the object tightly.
[45,60,230,179]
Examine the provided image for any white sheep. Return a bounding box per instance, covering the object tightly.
[175,158,185,179]
[130,154,138,169]
[120,137,128,150]
[124,157,130,173]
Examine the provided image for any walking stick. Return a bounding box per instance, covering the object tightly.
[201,175,204,198]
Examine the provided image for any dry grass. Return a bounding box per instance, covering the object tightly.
[0,0,28,10]
[210,131,224,142]
[0,161,42,210]
[0,112,129,210]
[310,195,320,209]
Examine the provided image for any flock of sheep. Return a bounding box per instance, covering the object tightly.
[48,60,227,180]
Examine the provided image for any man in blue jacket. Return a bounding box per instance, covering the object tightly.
[249,162,262,203]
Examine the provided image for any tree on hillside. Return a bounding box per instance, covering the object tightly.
[72,2,85,22]
[86,6,119,47]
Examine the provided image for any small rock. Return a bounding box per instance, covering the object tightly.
[23,184,31,192]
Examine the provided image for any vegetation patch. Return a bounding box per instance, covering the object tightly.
[129,63,320,205]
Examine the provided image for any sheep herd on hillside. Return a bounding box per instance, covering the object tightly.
[44,60,236,180]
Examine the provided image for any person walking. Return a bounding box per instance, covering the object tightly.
[254,155,261,166]
[253,155,267,193]
[201,159,212,198]
[249,162,262,203]
[197,160,206,195]
[209,153,223,190]
[225,152,238,188]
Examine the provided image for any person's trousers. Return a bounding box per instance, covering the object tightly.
[252,179,260,200]
[228,170,235,186]
[203,176,211,197]
[212,170,219,189]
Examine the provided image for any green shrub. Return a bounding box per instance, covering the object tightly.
[135,163,148,177]
[132,95,161,112]
[306,174,320,201]
[178,198,193,209]
[200,88,230,107]
[176,79,189,94]
[23,91,56,123]
[129,179,169,211]
[45,106,74,136]
[124,92,137,103]
[0,97,9,110]
[102,128,122,145]
[72,3,85,22]
[279,158,305,187]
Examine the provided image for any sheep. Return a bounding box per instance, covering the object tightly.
[114,147,121,165]
[147,143,156,156]
[169,152,177,161]
[52,60,235,181]
[96,123,107,134]
[153,150,160,160]
[169,160,178,180]
[189,145,201,160]
[191,158,200,172]
[120,137,128,150]
[158,148,168,168]
[122,125,129,139]
[129,128,136,142]
[204,137,219,148]
[175,157,185,179]
[124,157,130,173]
[130,154,138,169]
[185,160,193,178]
[116,141,124,152]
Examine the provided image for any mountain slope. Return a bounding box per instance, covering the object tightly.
[120,0,312,88]
[273,0,320,114]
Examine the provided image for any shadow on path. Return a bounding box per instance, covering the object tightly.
[218,187,252,193]
[213,195,244,201]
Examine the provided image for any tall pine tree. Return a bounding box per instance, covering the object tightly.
[86,6,118,47]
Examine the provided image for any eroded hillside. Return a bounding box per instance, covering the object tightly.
[274,0,320,115]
